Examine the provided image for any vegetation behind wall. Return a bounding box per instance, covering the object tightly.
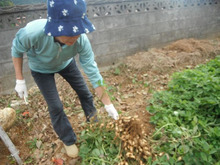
[0,0,14,7]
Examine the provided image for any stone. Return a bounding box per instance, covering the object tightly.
[0,108,16,130]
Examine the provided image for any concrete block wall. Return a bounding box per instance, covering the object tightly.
[0,7,48,94]
[87,0,220,66]
[0,0,220,94]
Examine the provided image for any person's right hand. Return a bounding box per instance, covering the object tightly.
[15,79,28,98]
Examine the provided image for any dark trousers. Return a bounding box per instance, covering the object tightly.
[31,59,97,145]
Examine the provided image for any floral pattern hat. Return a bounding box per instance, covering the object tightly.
[44,0,95,37]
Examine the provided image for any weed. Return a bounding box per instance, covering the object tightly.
[27,138,38,150]
[15,109,22,115]
[131,74,137,84]
[114,68,121,75]
[144,81,149,87]
[24,156,35,164]
[7,155,16,164]
[96,80,117,102]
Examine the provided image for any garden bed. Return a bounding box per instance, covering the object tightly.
[0,37,220,164]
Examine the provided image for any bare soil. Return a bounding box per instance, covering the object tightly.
[0,37,220,165]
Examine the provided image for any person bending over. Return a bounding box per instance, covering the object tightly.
[12,0,118,158]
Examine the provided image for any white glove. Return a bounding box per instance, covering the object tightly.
[15,79,28,98]
[104,104,119,120]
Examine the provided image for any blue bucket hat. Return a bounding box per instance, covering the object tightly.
[44,0,95,37]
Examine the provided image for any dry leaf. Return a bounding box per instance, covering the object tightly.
[52,158,64,165]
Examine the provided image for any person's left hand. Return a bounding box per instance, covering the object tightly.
[104,104,119,120]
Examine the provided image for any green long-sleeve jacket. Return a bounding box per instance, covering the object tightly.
[11,19,103,88]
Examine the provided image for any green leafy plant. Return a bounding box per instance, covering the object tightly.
[79,121,121,165]
[7,155,16,164]
[24,156,35,164]
[96,80,117,102]
[27,138,38,150]
[0,0,14,7]
[114,68,121,75]
[147,56,220,164]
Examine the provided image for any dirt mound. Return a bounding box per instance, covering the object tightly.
[163,38,215,53]
[125,38,220,73]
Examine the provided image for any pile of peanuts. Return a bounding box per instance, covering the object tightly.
[106,116,151,165]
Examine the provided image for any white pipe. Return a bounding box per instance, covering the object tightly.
[0,125,23,165]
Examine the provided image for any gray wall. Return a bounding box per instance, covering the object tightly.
[0,0,220,94]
